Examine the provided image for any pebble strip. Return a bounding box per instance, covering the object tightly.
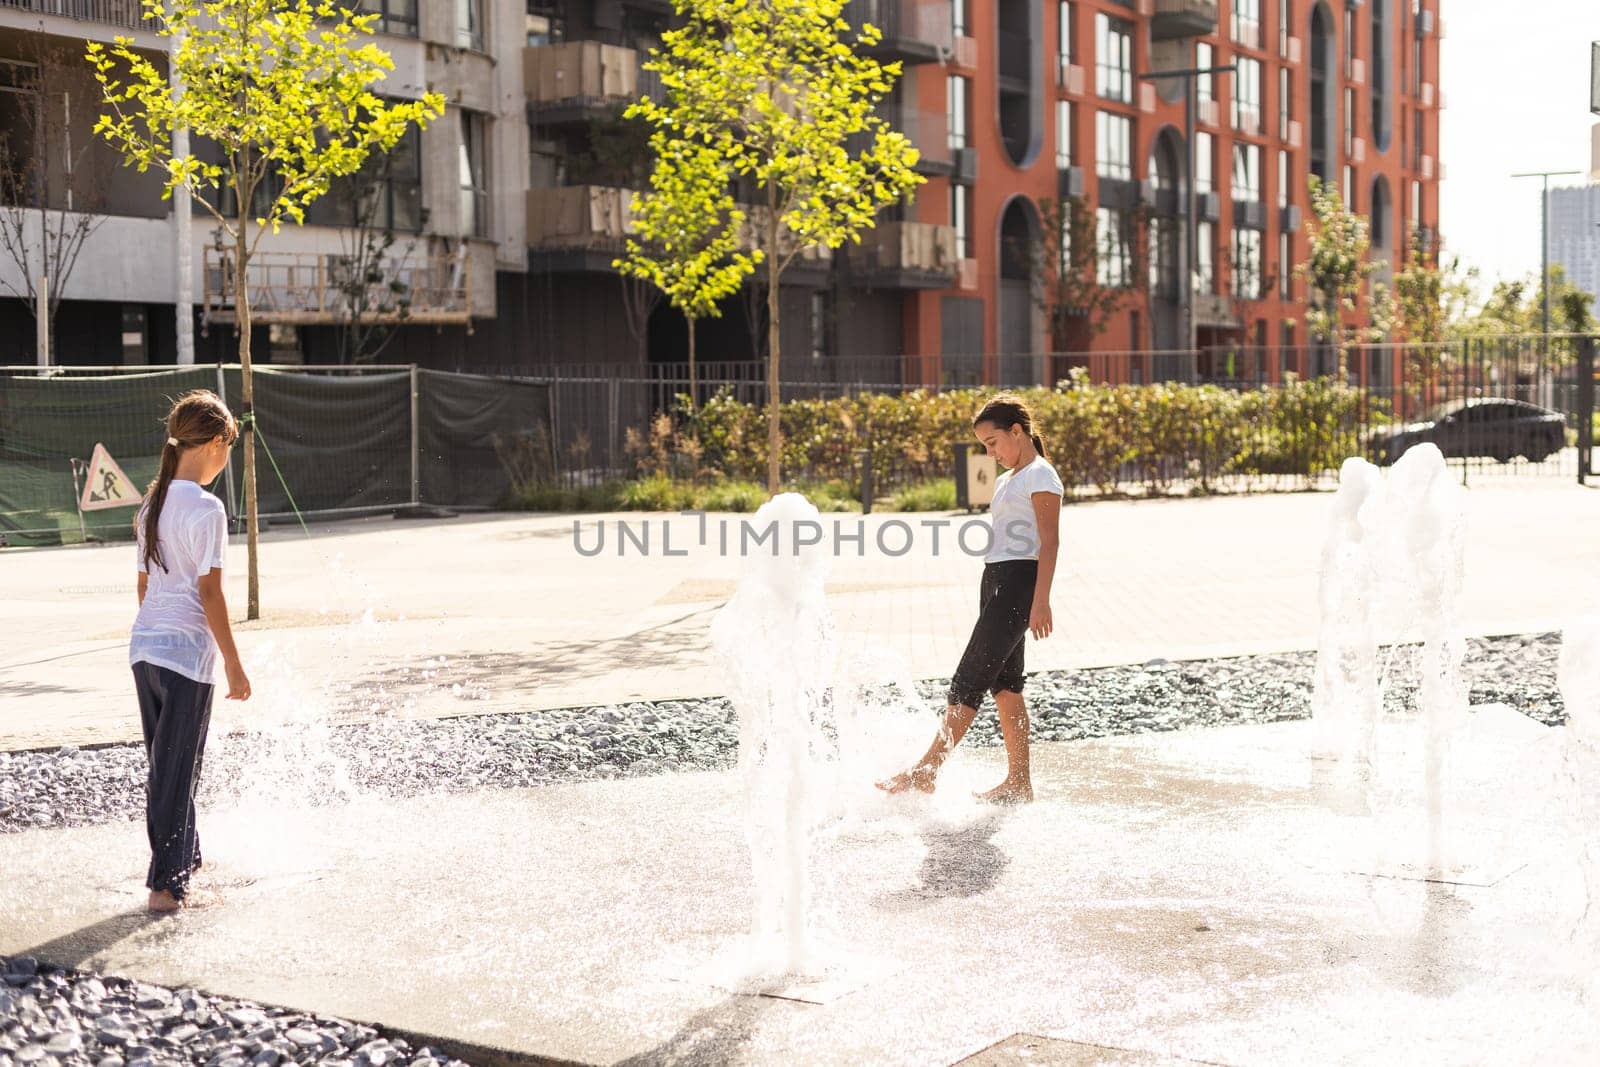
[0,633,1564,837]
[0,956,470,1067]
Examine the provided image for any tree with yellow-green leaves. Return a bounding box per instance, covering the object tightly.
[87,0,445,620]
[628,0,925,492]
[616,138,757,422]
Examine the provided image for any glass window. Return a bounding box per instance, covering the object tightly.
[1095,14,1133,103]
[1344,86,1356,153]
[953,0,968,37]
[1196,131,1214,195]
[456,0,483,51]
[1232,0,1261,45]
[1410,178,1420,224]
[1097,206,1131,287]
[1096,110,1132,180]
[1234,56,1262,132]
[1197,42,1215,104]
[1196,220,1215,291]
[1278,0,1292,53]
[951,183,970,258]
[1413,107,1424,165]
[1059,1,1074,62]
[1056,100,1073,167]
[1278,149,1289,208]
[1232,226,1262,298]
[948,76,969,150]
[358,0,418,36]
[1279,231,1291,297]
[459,110,488,238]
[1345,6,1357,73]
[1343,164,1356,210]
[1370,177,1390,248]
[1232,142,1261,202]
[313,121,424,231]
[1279,65,1291,138]
[810,292,830,360]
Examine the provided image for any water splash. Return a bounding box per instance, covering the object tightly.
[1558,617,1600,984]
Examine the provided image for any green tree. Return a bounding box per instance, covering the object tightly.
[1390,226,1476,403]
[1295,175,1394,377]
[87,0,444,619]
[616,138,757,420]
[1025,195,1150,353]
[1459,263,1595,339]
[630,0,924,492]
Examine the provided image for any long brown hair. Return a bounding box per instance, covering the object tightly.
[972,393,1047,460]
[140,390,237,573]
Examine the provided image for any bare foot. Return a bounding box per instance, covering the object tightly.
[975,779,1033,805]
[876,765,938,795]
[147,889,181,914]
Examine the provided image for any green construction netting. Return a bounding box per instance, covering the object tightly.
[0,367,551,547]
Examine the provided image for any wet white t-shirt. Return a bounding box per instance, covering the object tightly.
[130,480,229,684]
[985,457,1064,563]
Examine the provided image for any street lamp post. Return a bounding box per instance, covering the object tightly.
[1510,169,1581,339]
[1140,62,1236,362]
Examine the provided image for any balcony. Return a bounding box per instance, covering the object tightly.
[525,41,661,125]
[1194,293,1239,328]
[201,249,472,326]
[1057,59,1086,94]
[0,0,148,30]
[848,221,958,288]
[527,185,635,272]
[844,0,953,64]
[852,104,952,176]
[1151,0,1217,41]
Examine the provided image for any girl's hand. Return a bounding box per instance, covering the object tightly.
[224,659,252,701]
[1029,603,1053,640]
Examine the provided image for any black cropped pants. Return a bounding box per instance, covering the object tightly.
[947,560,1037,710]
[133,661,214,900]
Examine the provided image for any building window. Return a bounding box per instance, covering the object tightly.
[1371,0,1390,151]
[1343,86,1356,154]
[1059,1,1075,63]
[1231,142,1261,203]
[1278,149,1290,208]
[951,183,971,258]
[953,0,968,37]
[456,0,483,51]
[1370,175,1391,249]
[459,110,488,238]
[1413,107,1424,167]
[1345,5,1357,75]
[1095,14,1133,104]
[810,291,831,360]
[1279,230,1291,297]
[1343,164,1356,210]
[948,76,969,150]
[1056,99,1073,168]
[1232,226,1262,298]
[1410,178,1420,226]
[1279,65,1291,139]
[1096,206,1131,287]
[1196,131,1215,195]
[1096,110,1132,180]
[1278,0,1292,54]
[1196,220,1216,291]
[1232,0,1260,46]
[1196,41,1215,106]
[359,0,418,37]
[311,121,423,231]
[1234,56,1262,133]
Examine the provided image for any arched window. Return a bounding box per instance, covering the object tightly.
[1370,175,1392,251]
[1371,0,1392,152]
[1309,3,1335,183]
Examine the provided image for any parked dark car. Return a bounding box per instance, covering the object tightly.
[1368,398,1567,465]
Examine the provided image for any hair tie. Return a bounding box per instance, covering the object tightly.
[167,437,180,448]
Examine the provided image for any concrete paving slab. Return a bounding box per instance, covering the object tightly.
[4,483,1599,752]
[1,713,1594,1066]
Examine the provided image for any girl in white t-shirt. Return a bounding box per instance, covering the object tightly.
[878,394,1062,804]
[130,390,251,912]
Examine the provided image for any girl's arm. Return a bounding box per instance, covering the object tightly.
[197,568,251,700]
[1029,491,1061,639]
[137,572,148,606]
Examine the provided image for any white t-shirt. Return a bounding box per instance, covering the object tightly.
[985,457,1064,563]
[130,480,229,684]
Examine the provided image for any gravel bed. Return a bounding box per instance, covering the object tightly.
[0,632,1564,836]
[0,956,471,1067]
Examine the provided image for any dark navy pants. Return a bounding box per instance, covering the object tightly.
[947,560,1037,710]
[133,661,214,899]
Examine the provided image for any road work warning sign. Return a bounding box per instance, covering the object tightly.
[80,443,142,512]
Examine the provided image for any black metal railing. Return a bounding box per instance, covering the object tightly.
[0,0,149,30]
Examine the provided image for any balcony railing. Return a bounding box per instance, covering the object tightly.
[526,41,649,112]
[202,248,471,326]
[853,221,958,281]
[1151,0,1218,42]
[527,185,635,249]
[844,0,954,60]
[850,104,951,170]
[0,0,148,30]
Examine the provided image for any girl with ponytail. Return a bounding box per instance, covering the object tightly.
[130,390,250,912]
[878,393,1063,804]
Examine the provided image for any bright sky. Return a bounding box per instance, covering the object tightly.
[1440,0,1597,293]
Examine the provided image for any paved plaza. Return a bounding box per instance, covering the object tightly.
[3,482,1598,752]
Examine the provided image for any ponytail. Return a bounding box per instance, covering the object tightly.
[1031,433,1047,460]
[140,442,181,573]
[141,390,239,574]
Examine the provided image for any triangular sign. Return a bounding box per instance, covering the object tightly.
[80,443,143,512]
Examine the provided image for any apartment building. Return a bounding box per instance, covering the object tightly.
[0,0,526,366]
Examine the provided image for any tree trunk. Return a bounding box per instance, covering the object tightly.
[686,314,698,418]
[765,179,781,495]
[236,213,260,621]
